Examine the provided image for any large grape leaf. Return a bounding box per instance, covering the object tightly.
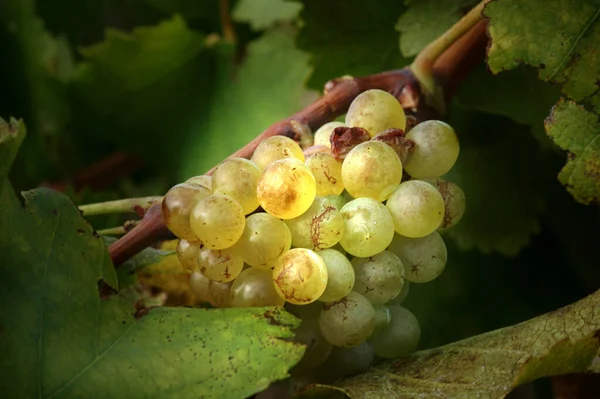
[0,120,304,398]
[70,15,214,174]
[299,288,600,399]
[545,100,600,204]
[232,0,302,30]
[485,0,600,111]
[176,30,316,180]
[442,104,554,256]
[395,0,477,58]
[295,0,410,89]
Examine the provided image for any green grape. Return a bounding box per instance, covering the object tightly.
[189,271,212,304]
[251,135,305,171]
[387,232,447,283]
[186,175,212,191]
[208,280,232,308]
[292,317,333,370]
[404,120,459,178]
[176,239,201,273]
[272,248,328,305]
[305,153,345,196]
[162,183,210,240]
[345,89,406,137]
[233,213,291,269]
[257,158,317,220]
[212,158,261,214]
[387,280,410,305]
[190,194,246,249]
[370,305,420,358]
[339,198,395,257]
[321,341,375,379]
[324,194,347,210]
[286,301,323,320]
[198,246,244,283]
[386,180,445,238]
[422,177,466,230]
[372,304,391,334]
[314,121,345,148]
[342,141,402,201]
[319,291,375,347]
[230,267,285,307]
[351,250,405,304]
[317,248,355,302]
[285,197,344,250]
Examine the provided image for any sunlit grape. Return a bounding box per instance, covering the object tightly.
[230,267,285,307]
[272,248,328,305]
[233,213,291,269]
[251,135,305,171]
[404,120,459,178]
[176,239,201,273]
[190,194,246,249]
[305,153,345,196]
[285,196,344,250]
[317,248,354,302]
[162,183,210,240]
[314,121,345,148]
[345,89,406,137]
[339,198,395,257]
[212,158,261,214]
[198,246,244,282]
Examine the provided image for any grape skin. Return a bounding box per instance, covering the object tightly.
[162,183,210,241]
[251,135,305,171]
[190,271,212,304]
[198,246,244,283]
[339,198,395,257]
[404,120,459,178]
[319,291,375,348]
[176,239,201,273]
[386,180,445,238]
[272,248,328,305]
[320,341,375,379]
[190,194,246,250]
[369,305,420,358]
[292,317,333,371]
[208,280,233,308]
[212,158,261,215]
[314,121,345,148]
[186,175,212,191]
[345,89,406,137]
[341,141,402,201]
[387,280,410,305]
[387,232,447,283]
[351,250,405,304]
[233,213,291,269]
[305,153,345,196]
[230,267,285,307]
[285,196,344,250]
[422,177,466,230]
[257,158,317,220]
[317,248,355,302]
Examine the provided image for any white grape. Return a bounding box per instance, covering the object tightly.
[230,267,285,307]
[190,194,246,249]
[305,153,345,196]
[317,248,355,302]
[272,248,328,305]
[319,291,375,347]
[339,198,395,257]
[285,196,344,250]
[251,135,305,171]
[422,177,466,230]
[387,232,447,283]
[211,158,261,214]
[370,305,420,358]
[233,213,291,269]
[404,120,459,178]
[314,121,345,148]
[351,250,405,304]
[345,89,407,137]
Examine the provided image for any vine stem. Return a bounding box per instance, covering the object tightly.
[97,226,128,236]
[411,0,489,104]
[219,0,236,44]
[79,196,163,216]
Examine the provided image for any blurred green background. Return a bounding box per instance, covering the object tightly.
[1,0,598,361]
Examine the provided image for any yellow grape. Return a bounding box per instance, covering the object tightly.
[272,248,328,305]
[305,152,345,196]
[190,194,245,249]
[233,213,291,269]
[230,267,285,307]
[339,198,395,257]
[285,196,344,250]
[176,239,201,272]
[251,135,305,171]
[386,181,444,238]
[314,121,346,148]
[190,271,213,304]
[212,158,261,214]
[186,175,212,191]
[345,89,406,137]
[198,247,244,282]
[404,120,459,178]
[208,280,232,308]
[257,158,317,219]
[162,183,210,240]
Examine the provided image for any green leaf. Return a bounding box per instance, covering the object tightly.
[296,0,410,89]
[70,15,213,173]
[0,126,305,399]
[485,0,600,110]
[233,0,302,30]
[177,30,316,179]
[456,65,561,149]
[396,0,477,57]
[299,289,600,399]
[443,104,553,256]
[545,100,600,204]
[0,117,26,186]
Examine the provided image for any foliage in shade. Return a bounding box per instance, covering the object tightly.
[295,0,410,89]
[299,288,600,398]
[396,0,477,57]
[485,0,600,109]
[545,100,600,204]
[0,119,305,399]
[232,0,302,30]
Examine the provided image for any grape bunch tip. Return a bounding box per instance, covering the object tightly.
[161,88,465,378]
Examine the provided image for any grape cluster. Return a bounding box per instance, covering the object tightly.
[162,89,466,376]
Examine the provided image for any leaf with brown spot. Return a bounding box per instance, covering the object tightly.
[297,289,600,399]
